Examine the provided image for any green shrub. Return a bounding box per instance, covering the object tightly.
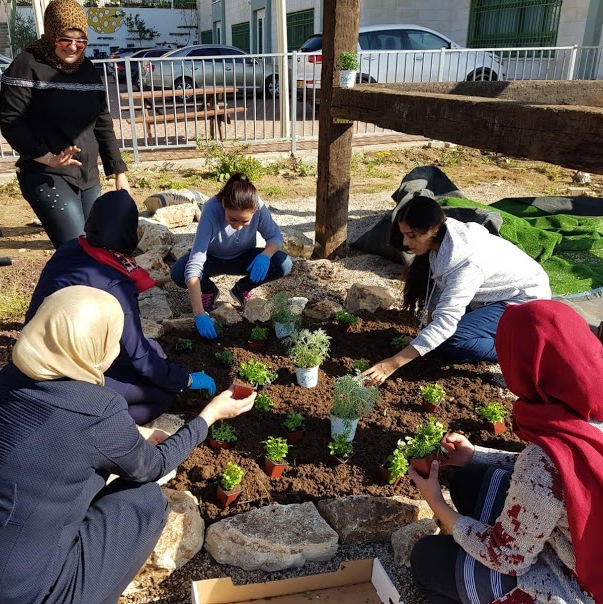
[200,143,264,182]
[386,445,409,483]
[175,338,193,352]
[283,411,304,432]
[352,359,371,373]
[328,431,354,459]
[250,326,268,342]
[421,384,446,405]
[238,359,277,386]
[255,392,273,413]
[335,310,359,327]
[210,421,238,443]
[263,436,289,463]
[286,328,331,369]
[400,418,447,460]
[214,350,235,366]
[270,292,299,325]
[477,402,507,423]
[391,334,411,350]
[331,373,379,420]
[220,461,244,490]
[337,50,359,71]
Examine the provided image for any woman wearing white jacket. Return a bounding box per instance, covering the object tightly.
[365,196,551,384]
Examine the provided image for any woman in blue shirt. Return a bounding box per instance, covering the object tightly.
[171,173,292,339]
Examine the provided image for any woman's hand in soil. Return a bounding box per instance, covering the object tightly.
[441,432,475,467]
[247,253,270,282]
[189,372,216,395]
[363,357,399,384]
[195,314,218,339]
[199,387,256,427]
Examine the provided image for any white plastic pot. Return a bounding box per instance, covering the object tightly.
[295,365,319,388]
[274,321,295,339]
[339,70,357,89]
[330,416,359,441]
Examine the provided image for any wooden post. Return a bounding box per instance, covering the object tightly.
[312,0,360,259]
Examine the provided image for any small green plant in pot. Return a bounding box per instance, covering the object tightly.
[248,326,268,352]
[335,310,361,332]
[286,328,331,388]
[477,402,508,434]
[262,436,289,478]
[421,383,446,412]
[234,359,277,398]
[401,417,448,478]
[214,349,235,367]
[282,411,305,444]
[209,421,238,451]
[254,392,273,413]
[337,50,359,89]
[382,443,409,486]
[270,292,300,339]
[216,461,244,507]
[328,429,354,464]
[330,373,379,441]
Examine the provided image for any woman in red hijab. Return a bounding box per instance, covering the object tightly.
[409,300,603,604]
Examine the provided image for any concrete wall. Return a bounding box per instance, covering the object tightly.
[557,0,591,46]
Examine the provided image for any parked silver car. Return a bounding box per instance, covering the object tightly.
[141,44,279,97]
[297,24,505,97]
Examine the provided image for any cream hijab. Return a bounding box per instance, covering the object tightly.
[13,285,124,385]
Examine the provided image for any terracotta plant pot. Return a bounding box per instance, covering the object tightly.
[421,400,440,413]
[248,340,264,353]
[284,429,305,445]
[488,419,506,435]
[264,457,288,478]
[216,484,242,508]
[208,438,233,452]
[410,452,446,478]
[232,381,257,400]
[380,466,401,487]
[338,319,361,333]
[330,454,354,466]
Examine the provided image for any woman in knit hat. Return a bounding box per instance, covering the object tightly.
[0,286,255,603]
[0,0,129,249]
[409,300,602,604]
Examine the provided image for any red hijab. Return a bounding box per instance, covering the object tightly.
[495,300,603,601]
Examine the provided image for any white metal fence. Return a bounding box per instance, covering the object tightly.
[1,44,602,162]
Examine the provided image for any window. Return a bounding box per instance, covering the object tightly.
[406,30,450,51]
[467,0,562,48]
[201,29,212,44]
[232,21,251,53]
[287,9,314,52]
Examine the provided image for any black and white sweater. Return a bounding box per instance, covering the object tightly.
[0,49,127,189]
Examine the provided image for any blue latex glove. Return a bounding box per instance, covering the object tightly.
[246,253,270,283]
[195,314,218,339]
[189,371,216,395]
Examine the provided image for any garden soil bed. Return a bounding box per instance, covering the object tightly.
[161,309,523,523]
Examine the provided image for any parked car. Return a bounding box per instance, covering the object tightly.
[0,54,11,76]
[106,46,153,76]
[297,24,505,97]
[123,47,173,87]
[140,44,278,98]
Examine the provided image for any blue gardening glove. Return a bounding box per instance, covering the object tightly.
[195,314,218,339]
[246,253,270,283]
[189,371,216,395]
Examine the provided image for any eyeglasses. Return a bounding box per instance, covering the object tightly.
[56,37,88,49]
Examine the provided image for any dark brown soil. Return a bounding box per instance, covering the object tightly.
[161,309,524,523]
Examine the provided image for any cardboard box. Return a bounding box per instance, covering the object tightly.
[191,558,402,604]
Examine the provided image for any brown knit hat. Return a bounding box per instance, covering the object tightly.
[27,0,89,74]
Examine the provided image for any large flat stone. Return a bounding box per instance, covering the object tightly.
[391,518,439,567]
[204,502,338,571]
[139,288,173,322]
[345,283,395,313]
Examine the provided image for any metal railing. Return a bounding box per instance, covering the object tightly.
[1,44,602,162]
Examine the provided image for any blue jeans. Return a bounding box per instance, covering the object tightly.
[435,301,508,363]
[18,171,101,249]
[171,247,293,293]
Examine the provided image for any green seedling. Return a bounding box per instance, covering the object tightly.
[263,436,289,463]
[220,461,244,491]
[210,421,238,443]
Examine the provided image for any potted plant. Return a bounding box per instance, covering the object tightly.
[401,418,447,478]
[233,358,278,399]
[420,383,446,413]
[254,392,273,413]
[214,349,235,367]
[391,334,412,350]
[285,328,331,388]
[262,436,289,478]
[381,443,409,486]
[248,326,268,352]
[209,421,238,451]
[477,402,508,435]
[270,292,300,339]
[335,310,361,332]
[330,373,379,441]
[216,461,244,508]
[352,358,371,373]
[327,429,354,464]
[337,50,359,89]
[282,410,305,444]
[175,337,193,353]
